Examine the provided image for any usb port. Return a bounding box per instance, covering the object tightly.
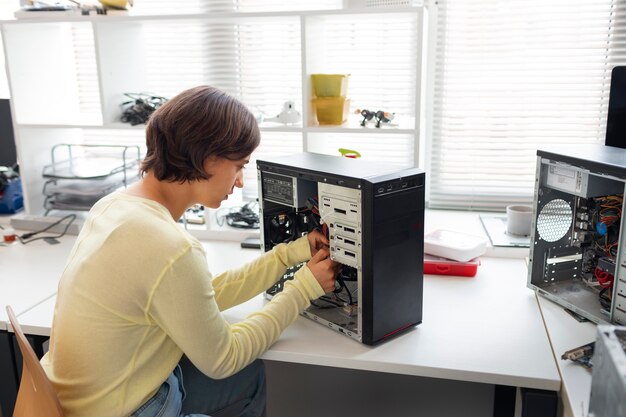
[343,226,355,234]
[344,250,356,258]
[344,238,355,246]
[334,208,347,214]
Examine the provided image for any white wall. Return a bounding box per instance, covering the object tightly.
[0,1,20,98]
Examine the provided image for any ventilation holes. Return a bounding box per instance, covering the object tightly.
[537,199,573,242]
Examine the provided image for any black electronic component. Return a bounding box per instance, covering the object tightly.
[240,237,262,249]
[561,341,595,369]
[598,257,616,277]
[605,66,626,149]
[258,152,424,345]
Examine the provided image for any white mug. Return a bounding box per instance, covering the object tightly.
[506,205,533,236]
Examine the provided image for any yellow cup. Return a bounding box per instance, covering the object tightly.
[311,74,350,97]
[313,97,350,125]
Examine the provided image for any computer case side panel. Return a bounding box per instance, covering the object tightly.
[361,175,425,345]
[588,325,626,417]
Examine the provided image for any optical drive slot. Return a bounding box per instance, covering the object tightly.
[341,225,355,234]
[321,197,359,222]
[330,222,359,239]
[332,246,359,268]
[335,234,357,247]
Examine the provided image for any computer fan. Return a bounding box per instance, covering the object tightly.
[268,213,296,245]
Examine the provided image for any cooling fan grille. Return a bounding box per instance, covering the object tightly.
[537,198,573,242]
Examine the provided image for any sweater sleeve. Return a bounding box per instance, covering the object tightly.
[211,235,313,311]
[147,240,325,380]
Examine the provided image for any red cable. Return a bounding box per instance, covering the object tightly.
[595,267,614,289]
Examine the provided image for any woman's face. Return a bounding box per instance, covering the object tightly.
[195,155,250,208]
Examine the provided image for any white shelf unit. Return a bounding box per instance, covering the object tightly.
[0,6,424,239]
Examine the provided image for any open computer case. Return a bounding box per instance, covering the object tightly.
[527,144,626,325]
[257,153,425,345]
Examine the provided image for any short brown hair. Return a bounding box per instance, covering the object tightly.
[141,85,260,182]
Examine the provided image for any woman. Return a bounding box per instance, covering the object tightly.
[41,85,338,417]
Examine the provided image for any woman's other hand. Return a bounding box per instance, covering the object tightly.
[307,229,329,257]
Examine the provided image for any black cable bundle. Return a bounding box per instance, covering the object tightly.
[120,93,168,125]
[217,201,260,229]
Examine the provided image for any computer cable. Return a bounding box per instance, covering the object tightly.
[599,287,612,310]
[333,272,353,305]
[17,214,77,245]
[311,295,345,309]
[120,93,168,126]
[216,201,260,229]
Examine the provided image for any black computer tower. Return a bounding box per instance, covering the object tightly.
[257,153,425,345]
[528,144,626,325]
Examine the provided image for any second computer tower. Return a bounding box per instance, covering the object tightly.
[257,152,425,345]
[528,144,626,325]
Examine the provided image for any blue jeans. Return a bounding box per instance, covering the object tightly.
[129,357,266,417]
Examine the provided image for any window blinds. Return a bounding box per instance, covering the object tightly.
[427,0,626,210]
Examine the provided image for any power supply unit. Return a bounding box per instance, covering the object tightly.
[257,152,425,345]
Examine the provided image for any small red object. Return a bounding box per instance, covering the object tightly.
[3,227,17,243]
[424,254,480,277]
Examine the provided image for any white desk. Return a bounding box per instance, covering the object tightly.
[538,295,597,417]
[0,235,75,330]
[225,257,559,390]
[2,210,562,417]
[0,230,78,417]
[15,255,560,392]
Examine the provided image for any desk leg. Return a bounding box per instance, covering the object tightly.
[493,385,516,417]
[520,388,557,417]
[0,331,18,417]
[493,386,557,417]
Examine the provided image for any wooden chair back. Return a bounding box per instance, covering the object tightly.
[5,306,64,417]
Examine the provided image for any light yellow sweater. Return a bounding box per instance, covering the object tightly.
[41,193,324,417]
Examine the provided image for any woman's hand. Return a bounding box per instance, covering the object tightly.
[307,229,329,257]
[306,248,340,293]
